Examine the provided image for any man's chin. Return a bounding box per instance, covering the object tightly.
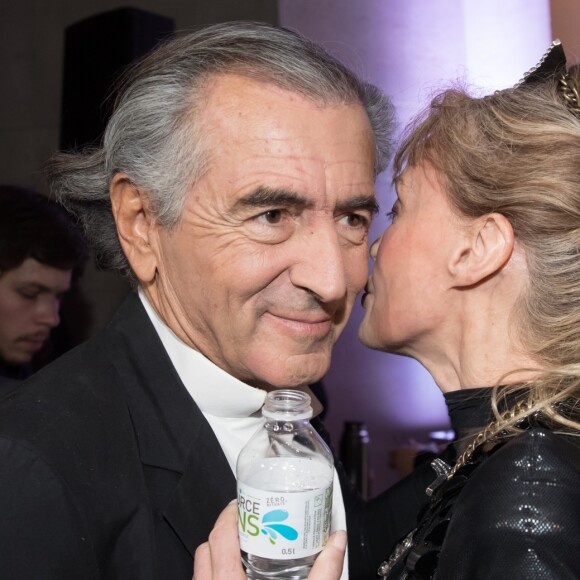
[249,355,331,391]
[245,332,336,383]
[2,353,33,367]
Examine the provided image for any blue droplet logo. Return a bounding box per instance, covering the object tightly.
[260,510,298,545]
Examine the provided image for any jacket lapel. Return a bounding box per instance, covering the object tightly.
[104,294,236,556]
[164,420,236,555]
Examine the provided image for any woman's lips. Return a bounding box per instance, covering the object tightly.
[361,281,373,307]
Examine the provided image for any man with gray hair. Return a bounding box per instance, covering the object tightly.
[0,21,394,579]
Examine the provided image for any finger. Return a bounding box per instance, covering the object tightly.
[193,542,212,580]
[212,499,238,530]
[309,530,347,580]
[206,501,246,580]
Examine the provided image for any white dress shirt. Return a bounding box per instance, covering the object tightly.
[139,291,348,577]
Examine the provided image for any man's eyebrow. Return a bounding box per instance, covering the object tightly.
[233,187,378,214]
[233,187,310,210]
[336,195,379,215]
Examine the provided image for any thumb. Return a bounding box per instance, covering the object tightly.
[309,531,346,580]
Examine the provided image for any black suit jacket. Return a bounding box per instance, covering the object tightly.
[0,358,29,397]
[0,376,20,398]
[0,294,236,579]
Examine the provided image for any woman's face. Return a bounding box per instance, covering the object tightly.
[359,162,467,356]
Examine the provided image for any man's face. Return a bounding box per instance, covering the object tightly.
[0,258,72,366]
[147,75,376,389]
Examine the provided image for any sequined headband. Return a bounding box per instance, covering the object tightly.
[516,39,580,117]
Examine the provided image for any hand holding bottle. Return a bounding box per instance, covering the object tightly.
[193,501,346,580]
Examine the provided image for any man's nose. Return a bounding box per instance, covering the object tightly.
[289,224,347,303]
[37,298,61,328]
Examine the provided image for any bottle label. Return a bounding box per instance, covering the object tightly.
[237,482,333,560]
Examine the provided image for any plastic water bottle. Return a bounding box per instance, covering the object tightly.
[236,389,334,580]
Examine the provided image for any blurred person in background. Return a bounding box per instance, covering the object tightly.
[0,185,86,387]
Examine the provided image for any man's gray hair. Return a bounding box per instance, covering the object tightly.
[47,21,395,277]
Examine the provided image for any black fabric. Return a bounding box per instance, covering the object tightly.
[312,416,440,580]
[381,393,580,579]
[0,293,235,579]
[350,457,447,580]
[437,429,580,579]
[0,357,31,383]
[443,387,493,433]
[0,375,20,398]
[444,386,530,437]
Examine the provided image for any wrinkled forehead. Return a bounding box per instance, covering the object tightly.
[198,73,371,141]
[191,75,376,198]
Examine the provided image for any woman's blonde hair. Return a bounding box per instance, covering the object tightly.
[394,67,580,437]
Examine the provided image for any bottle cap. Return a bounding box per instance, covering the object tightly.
[262,389,313,420]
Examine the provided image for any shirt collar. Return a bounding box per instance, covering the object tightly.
[138,290,266,418]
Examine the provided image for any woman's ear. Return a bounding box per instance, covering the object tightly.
[449,213,515,287]
[109,173,159,283]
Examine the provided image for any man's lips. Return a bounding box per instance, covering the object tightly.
[265,312,333,337]
[17,333,49,351]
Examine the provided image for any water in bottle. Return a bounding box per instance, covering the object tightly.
[236,389,334,580]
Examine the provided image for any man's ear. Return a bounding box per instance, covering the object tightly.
[449,213,514,287]
[109,173,159,283]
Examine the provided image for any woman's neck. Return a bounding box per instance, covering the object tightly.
[408,301,539,393]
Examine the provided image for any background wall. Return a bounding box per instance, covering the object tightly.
[551,0,580,63]
[1,0,579,494]
[0,0,278,192]
[0,0,278,332]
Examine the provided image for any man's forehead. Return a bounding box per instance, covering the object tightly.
[189,74,376,212]
[202,72,344,111]
[200,73,372,138]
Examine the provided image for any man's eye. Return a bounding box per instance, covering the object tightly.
[18,291,38,300]
[337,212,371,245]
[246,208,294,244]
[340,213,369,228]
[257,209,283,224]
